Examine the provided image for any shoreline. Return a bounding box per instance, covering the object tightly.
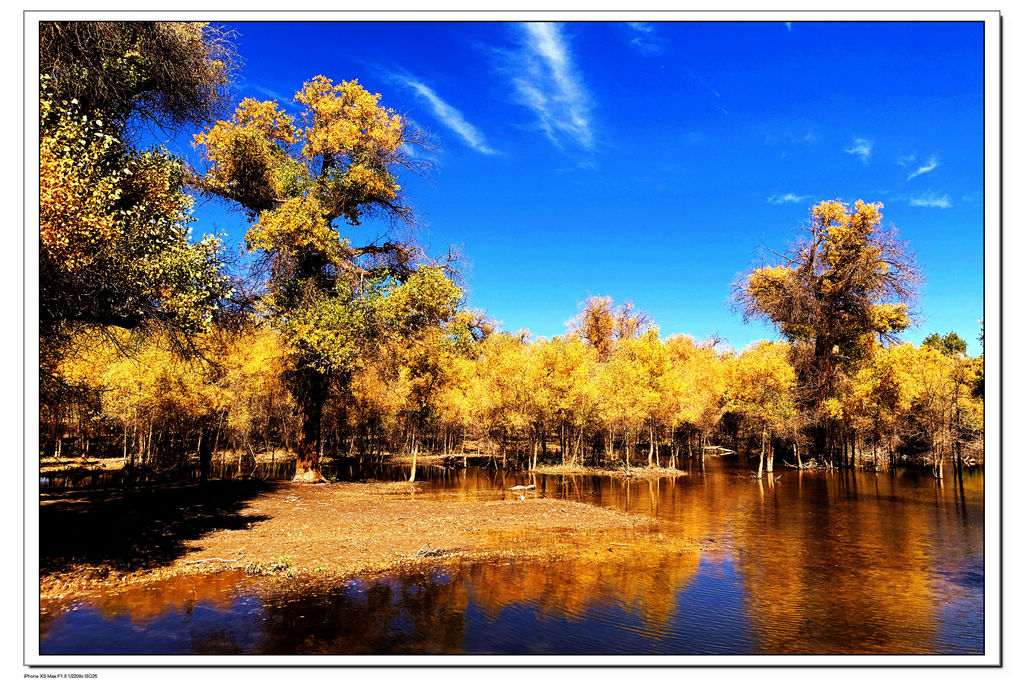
[39,480,667,604]
[530,464,688,478]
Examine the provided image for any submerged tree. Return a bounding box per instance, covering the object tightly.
[735,200,920,460]
[727,341,796,477]
[194,76,461,481]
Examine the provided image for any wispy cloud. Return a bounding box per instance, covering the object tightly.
[785,22,793,32]
[764,129,817,146]
[683,66,721,99]
[511,22,594,150]
[845,138,873,163]
[625,22,667,56]
[396,76,498,155]
[249,84,293,104]
[907,155,939,181]
[910,193,952,209]
[768,193,809,205]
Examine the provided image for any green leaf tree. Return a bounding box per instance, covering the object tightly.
[921,331,968,357]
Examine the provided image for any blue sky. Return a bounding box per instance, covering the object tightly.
[172,21,985,355]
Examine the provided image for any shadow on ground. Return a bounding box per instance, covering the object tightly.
[40,480,281,574]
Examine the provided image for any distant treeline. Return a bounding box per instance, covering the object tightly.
[46,300,983,479]
[38,22,983,482]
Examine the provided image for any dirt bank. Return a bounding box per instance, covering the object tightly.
[531,464,688,478]
[39,480,661,602]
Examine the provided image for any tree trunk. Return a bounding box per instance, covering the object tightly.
[559,423,566,465]
[624,430,630,469]
[409,431,418,482]
[199,425,213,484]
[757,430,766,479]
[292,365,327,483]
[647,427,654,467]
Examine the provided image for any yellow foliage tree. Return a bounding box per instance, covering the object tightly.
[194,76,461,482]
[736,199,920,464]
[727,341,797,477]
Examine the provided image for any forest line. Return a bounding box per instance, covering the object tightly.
[38,22,984,482]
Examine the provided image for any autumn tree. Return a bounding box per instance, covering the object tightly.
[40,22,235,134]
[736,200,920,463]
[726,342,796,477]
[389,311,487,480]
[568,296,651,362]
[466,332,534,466]
[193,76,460,481]
[666,335,730,465]
[58,329,229,468]
[595,333,660,467]
[530,336,599,465]
[39,22,236,411]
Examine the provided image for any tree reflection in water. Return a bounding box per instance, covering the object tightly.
[40,463,984,655]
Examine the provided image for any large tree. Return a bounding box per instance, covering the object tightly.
[735,199,920,462]
[193,76,461,482]
[39,22,237,409]
[40,22,235,134]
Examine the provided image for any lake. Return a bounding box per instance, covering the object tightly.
[39,460,984,656]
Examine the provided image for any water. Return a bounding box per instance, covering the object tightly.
[39,461,984,655]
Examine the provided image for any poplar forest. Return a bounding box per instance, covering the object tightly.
[36,21,987,658]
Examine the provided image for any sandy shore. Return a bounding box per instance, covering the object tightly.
[530,464,688,478]
[39,480,662,602]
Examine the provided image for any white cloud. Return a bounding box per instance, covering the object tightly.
[768,193,809,205]
[910,193,952,209]
[845,138,873,163]
[249,84,293,104]
[896,153,916,167]
[625,22,667,56]
[513,22,594,150]
[907,156,939,181]
[398,76,498,155]
[785,22,793,31]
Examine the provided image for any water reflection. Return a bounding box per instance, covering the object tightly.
[40,462,984,655]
